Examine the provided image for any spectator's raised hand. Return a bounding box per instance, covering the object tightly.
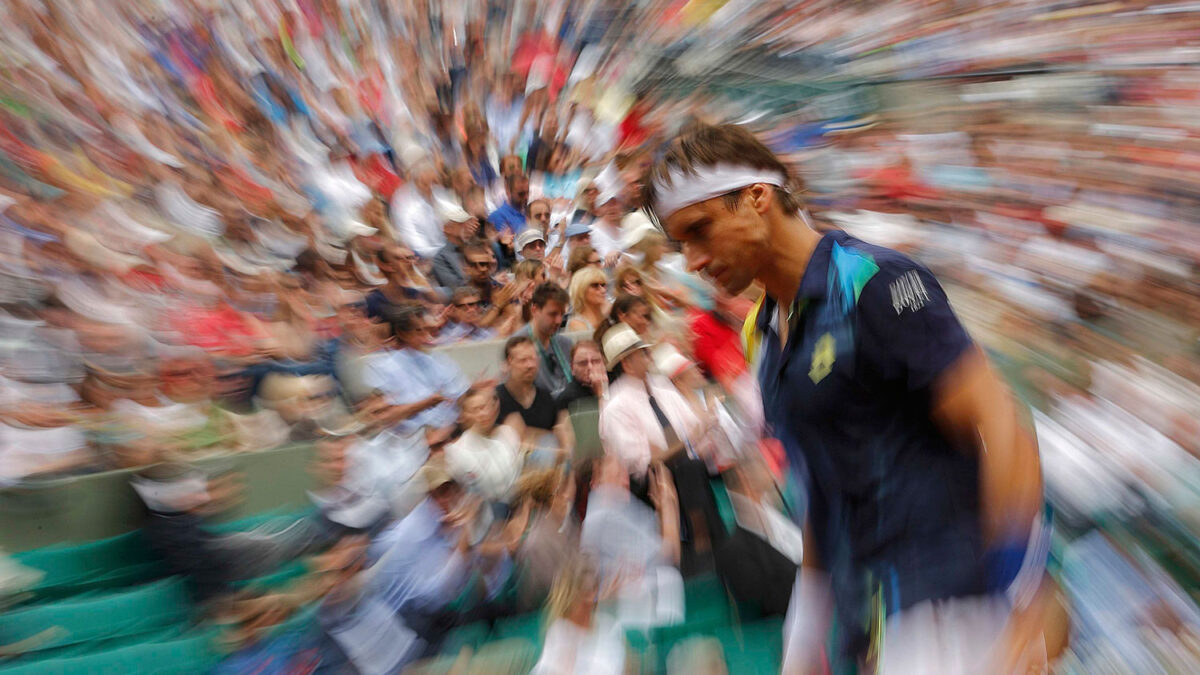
[493,280,522,307]
[649,463,677,512]
[587,363,609,396]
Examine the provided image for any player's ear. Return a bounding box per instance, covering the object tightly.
[749,183,772,214]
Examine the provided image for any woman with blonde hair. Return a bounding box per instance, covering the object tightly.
[531,557,626,675]
[511,467,581,612]
[625,228,694,310]
[566,266,609,333]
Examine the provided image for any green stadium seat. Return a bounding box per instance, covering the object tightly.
[0,628,222,675]
[682,573,732,628]
[5,624,190,663]
[10,509,314,603]
[11,532,162,601]
[0,578,191,655]
[569,407,603,463]
[439,621,491,655]
[490,612,543,643]
[715,617,785,675]
[708,478,737,538]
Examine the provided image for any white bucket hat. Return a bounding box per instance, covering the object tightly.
[601,323,650,371]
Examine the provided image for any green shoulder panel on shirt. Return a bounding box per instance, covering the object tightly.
[830,242,880,311]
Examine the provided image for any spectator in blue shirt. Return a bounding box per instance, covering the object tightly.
[365,244,443,321]
[437,287,496,344]
[366,457,513,655]
[361,303,469,445]
[489,173,530,234]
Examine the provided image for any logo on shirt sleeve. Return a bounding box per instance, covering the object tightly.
[889,270,932,315]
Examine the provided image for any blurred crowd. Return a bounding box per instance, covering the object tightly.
[1,0,1199,672]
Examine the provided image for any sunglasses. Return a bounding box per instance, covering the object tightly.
[467,260,492,268]
[589,282,606,289]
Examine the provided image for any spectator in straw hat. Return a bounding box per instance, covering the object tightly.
[598,323,700,484]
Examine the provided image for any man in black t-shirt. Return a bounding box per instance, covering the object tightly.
[496,335,573,460]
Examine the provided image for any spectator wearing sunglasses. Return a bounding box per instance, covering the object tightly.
[438,287,496,344]
[366,244,441,321]
[525,199,552,241]
[515,228,547,262]
[461,242,501,307]
[567,266,610,334]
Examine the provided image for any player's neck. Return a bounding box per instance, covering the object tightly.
[759,213,822,308]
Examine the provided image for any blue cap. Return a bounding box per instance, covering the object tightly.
[564,220,591,238]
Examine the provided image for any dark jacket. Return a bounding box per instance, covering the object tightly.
[431,243,467,289]
[143,509,235,604]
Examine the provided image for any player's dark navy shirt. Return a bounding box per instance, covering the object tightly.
[746,229,984,658]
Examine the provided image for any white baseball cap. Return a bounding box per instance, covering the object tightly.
[440,205,473,224]
[515,229,546,252]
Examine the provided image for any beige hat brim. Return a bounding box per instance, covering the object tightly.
[606,342,649,371]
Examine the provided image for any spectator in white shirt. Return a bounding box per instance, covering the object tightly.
[444,385,524,507]
[389,161,446,258]
[579,454,684,630]
[589,194,624,267]
[531,558,625,675]
[597,324,701,482]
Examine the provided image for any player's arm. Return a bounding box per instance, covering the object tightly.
[932,348,1043,545]
[932,349,1068,669]
[858,259,1043,543]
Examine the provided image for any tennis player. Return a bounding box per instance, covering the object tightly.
[643,121,1066,674]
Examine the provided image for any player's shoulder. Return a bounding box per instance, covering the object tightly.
[828,230,945,316]
[828,230,925,280]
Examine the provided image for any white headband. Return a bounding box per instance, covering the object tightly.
[653,164,786,220]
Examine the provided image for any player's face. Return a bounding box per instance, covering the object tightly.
[662,191,768,295]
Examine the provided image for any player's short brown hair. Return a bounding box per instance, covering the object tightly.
[642,120,804,218]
